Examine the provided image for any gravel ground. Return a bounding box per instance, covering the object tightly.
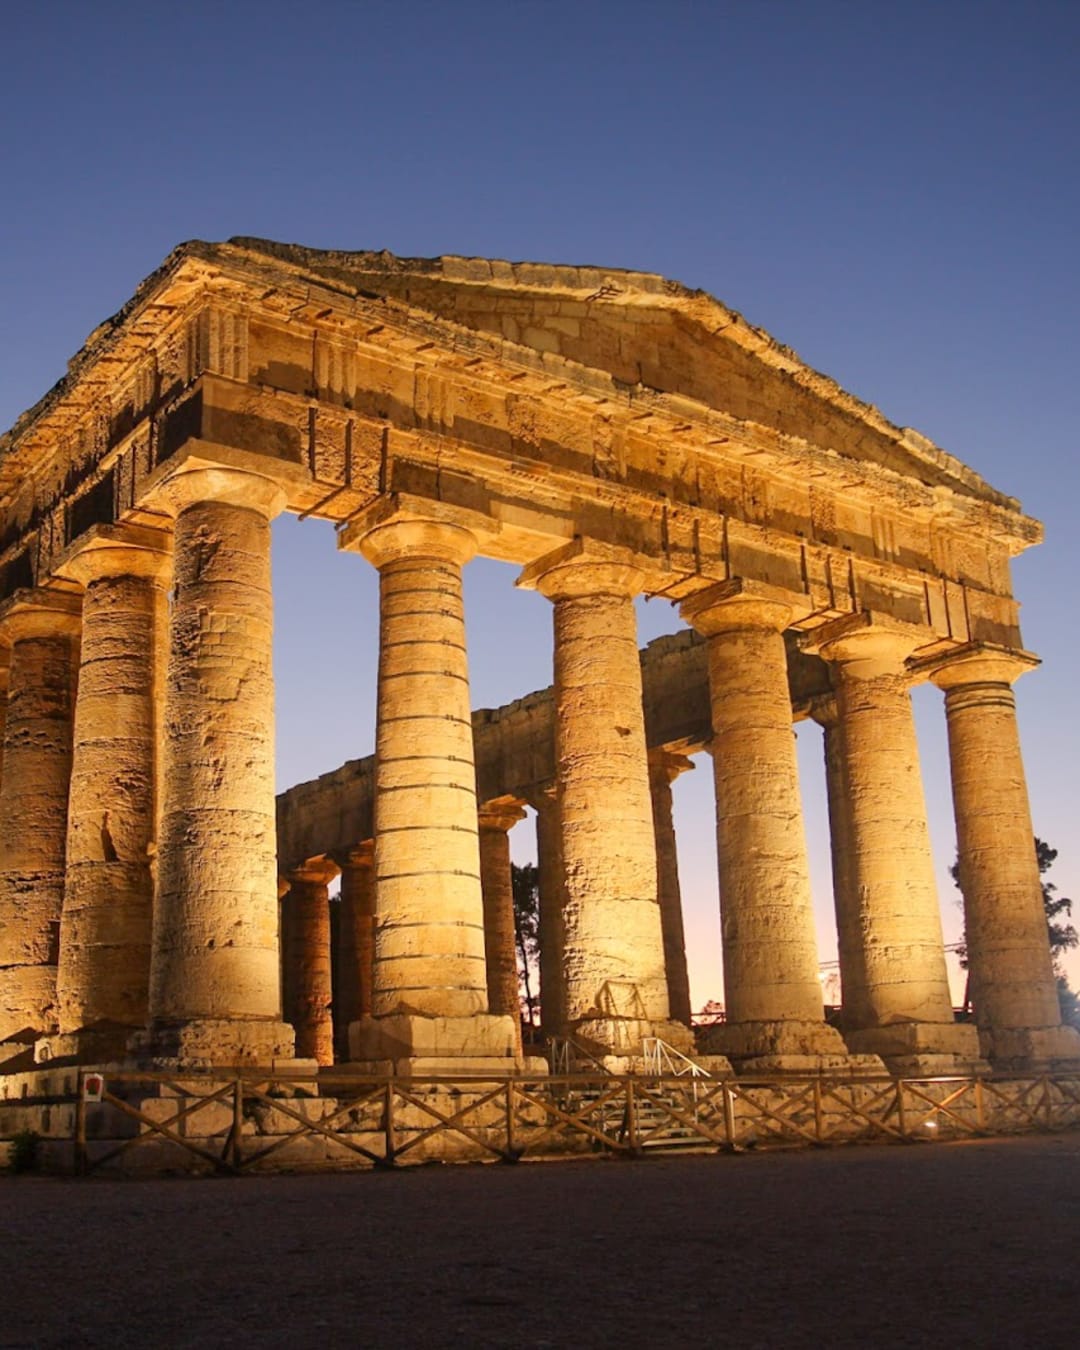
[2,1133,1078,1349]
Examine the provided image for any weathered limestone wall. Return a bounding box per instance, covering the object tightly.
[523,544,676,1053]
[930,649,1080,1067]
[144,467,294,1064]
[54,529,170,1054]
[682,582,848,1068]
[0,595,80,1049]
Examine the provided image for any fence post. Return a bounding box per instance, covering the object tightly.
[504,1079,519,1162]
[975,1077,985,1133]
[896,1079,908,1139]
[229,1077,243,1171]
[382,1080,397,1166]
[625,1078,641,1156]
[813,1078,824,1144]
[722,1082,737,1151]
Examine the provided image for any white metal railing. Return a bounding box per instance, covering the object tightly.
[642,1037,712,1080]
[547,1035,611,1075]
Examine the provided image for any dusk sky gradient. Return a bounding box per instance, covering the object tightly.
[2,0,1078,1002]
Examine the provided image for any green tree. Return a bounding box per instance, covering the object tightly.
[952,836,1078,1024]
[511,862,541,1030]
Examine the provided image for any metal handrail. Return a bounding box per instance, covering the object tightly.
[547,1035,611,1075]
[642,1037,711,1080]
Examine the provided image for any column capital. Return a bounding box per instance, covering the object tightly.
[54,523,173,587]
[647,748,695,785]
[807,693,840,728]
[921,643,1040,691]
[679,578,801,636]
[0,588,81,642]
[803,612,934,679]
[338,493,486,567]
[517,538,647,601]
[477,797,528,834]
[286,856,341,889]
[328,841,374,871]
[144,462,288,520]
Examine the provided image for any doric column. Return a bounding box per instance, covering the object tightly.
[928,646,1080,1068]
[140,464,295,1065]
[477,800,526,1043]
[680,580,852,1071]
[519,539,689,1058]
[811,613,981,1071]
[47,526,171,1061]
[333,842,375,1062]
[0,590,81,1054]
[282,858,338,1066]
[530,784,567,1038]
[648,749,694,1028]
[338,500,520,1070]
[811,696,860,1028]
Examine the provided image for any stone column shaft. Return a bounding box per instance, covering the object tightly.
[931,649,1080,1067]
[478,802,526,1054]
[813,614,980,1070]
[339,505,519,1069]
[334,843,375,1059]
[681,582,849,1069]
[532,787,567,1038]
[520,542,684,1057]
[283,861,337,1066]
[648,751,693,1028]
[815,700,860,1026]
[368,523,488,1018]
[145,465,294,1064]
[54,528,171,1056]
[0,593,80,1050]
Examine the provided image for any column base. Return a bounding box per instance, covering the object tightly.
[566,1016,696,1061]
[844,1020,987,1075]
[130,1017,297,1068]
[979,1023,1080,1073]
[700,1018,885,1076]
[346,1012,535,1076]
[34,1023,137,1066]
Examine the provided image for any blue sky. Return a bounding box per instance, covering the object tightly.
[2,0,1078,1000]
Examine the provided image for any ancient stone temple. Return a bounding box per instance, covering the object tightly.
[1,237,1076,1086]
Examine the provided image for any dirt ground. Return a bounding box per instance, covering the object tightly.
[2,1133,1078,1349]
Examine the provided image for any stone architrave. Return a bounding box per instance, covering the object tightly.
[0,590,81,1055]
[332,842,375,1062]
[530,784,567,1039]
[338,501,521,1070]
[680,580,857,1072]
[477,800,527,1038]
[810,613,982,1072]
[648,749,694,1028]
[928,646,1080,1069]
[282,858,338,1066]
[46,526,172,1062]
[138,464,296,1066]
[519,539,691,1059]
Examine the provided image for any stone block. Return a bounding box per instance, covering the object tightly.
[348,1013,520,1065]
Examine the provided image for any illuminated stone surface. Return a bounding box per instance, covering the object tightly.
[51,527,171,1060]
[0,239,1071,1079]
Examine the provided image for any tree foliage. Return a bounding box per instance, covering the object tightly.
[511,862,540,1029]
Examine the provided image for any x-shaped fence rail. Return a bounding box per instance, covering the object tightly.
[64,1070,1080,1175]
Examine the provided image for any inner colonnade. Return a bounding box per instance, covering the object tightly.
[0,239,1076,1085]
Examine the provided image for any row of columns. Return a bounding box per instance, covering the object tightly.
[0,458,1074,1074]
